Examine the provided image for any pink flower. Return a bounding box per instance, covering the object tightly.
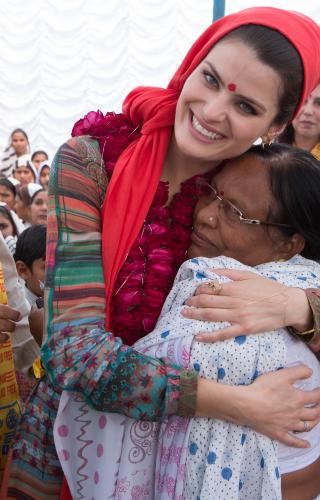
[72,110,106,136]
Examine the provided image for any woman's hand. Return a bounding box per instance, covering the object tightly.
[181,269,312,341]
[197,365,320,448]
[243,365,320,447]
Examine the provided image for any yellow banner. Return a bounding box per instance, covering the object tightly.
[0,264,20,483]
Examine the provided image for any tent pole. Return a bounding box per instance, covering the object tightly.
[213,0,225,21]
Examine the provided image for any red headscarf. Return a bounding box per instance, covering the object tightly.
[102,7,320,325]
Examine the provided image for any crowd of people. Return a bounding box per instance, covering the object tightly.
[0,129,50,482]
[0,5,320,500]
[0,129,49,252]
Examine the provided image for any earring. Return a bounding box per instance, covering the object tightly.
[261,137,272,149]
[261,133,275,149]
[208,216,214,222]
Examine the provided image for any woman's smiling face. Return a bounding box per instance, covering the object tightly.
[173,39,282,166]
[189,155,292,266]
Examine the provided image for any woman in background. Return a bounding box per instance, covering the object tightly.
[0,204,24,255]
[29,189,48,225]
[0,179,16,210]
[0,129,30,178]
[278,84,320,160]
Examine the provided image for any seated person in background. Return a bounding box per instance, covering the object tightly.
[13,155,37,185]
[14,183,42,227]
[36,161,50,189]
[56,144,320,500]
[277,84,320,160]
[0,178,16,210]
[31,150,48,171]
[14,225,46,307]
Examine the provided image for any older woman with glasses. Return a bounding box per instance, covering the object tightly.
[58,143,320,499]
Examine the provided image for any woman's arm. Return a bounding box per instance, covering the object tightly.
[182,269,318,342]
[200,365,320,448]
[42,136,197,421]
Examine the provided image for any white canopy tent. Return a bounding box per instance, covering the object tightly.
[0,0,319,159]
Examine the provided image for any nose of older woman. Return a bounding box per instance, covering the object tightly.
[197,201,219,227]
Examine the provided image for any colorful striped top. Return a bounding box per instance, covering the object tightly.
[41,134,198,421]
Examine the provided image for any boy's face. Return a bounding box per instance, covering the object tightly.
[29,258,46,297]
[16,257,45,297]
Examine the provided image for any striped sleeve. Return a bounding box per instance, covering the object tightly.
[41,136,197,420]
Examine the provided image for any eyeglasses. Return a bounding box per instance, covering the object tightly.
[196,179,292,228]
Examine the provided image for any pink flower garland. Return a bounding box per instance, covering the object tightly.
[72,111,213,346]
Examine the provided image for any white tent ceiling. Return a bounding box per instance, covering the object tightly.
[0,0,319,159]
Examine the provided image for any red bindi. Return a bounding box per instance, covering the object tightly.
[227,83,236,92]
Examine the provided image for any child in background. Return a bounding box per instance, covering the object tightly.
[36,162,50,188]
[14,225,46,307]
[14,183,42,226]
[31,151,48,171]
[13,156,37,185]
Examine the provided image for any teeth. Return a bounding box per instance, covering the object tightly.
[192,115,222,140]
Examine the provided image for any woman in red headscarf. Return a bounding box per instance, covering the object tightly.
[6,7,320,499]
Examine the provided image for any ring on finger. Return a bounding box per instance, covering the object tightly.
[293,420,309,434]
[207,281,222,295]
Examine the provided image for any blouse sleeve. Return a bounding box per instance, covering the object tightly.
[41,136,197,421]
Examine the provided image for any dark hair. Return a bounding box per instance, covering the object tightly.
[0,205,18,236]
[276,124,295,145]
[222,25,303,125]
[10,128,29,144]
[0,178,16,196]
[246,143,320,260]
[14,225,46,268]
[16,184,32,206]
[31,150,48,162]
